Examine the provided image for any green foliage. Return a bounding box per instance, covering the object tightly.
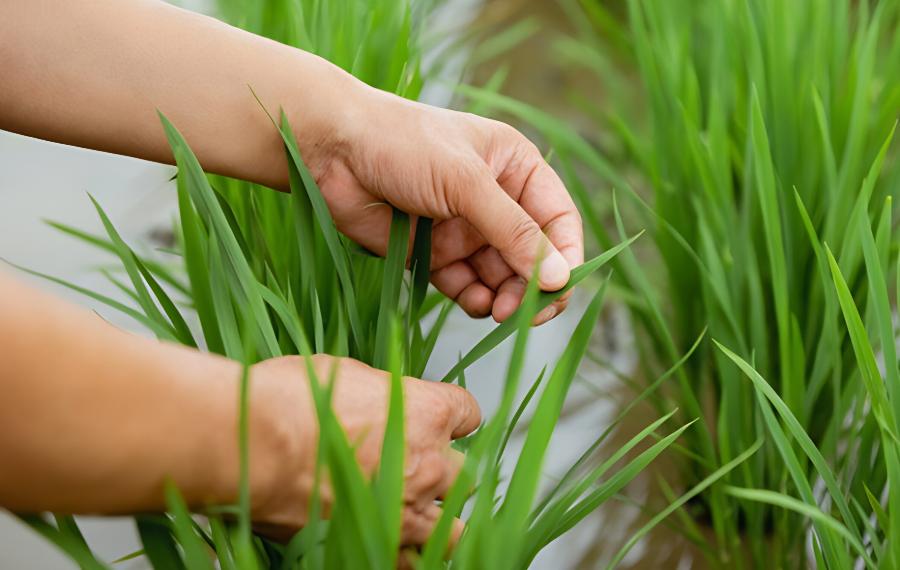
[711,223,900,568]
[462,0,900,566]
[29,114,656,567]
[215,0,429,99]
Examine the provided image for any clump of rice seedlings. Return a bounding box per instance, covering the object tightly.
[183,0,431,367]
[9,0,714,568]
[718,218,900,568]
[215,0,430,99]
[460,0,900,565]
[717,216,900,568]
[17,89,684,570]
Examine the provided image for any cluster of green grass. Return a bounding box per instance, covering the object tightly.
[9,1,722,568]
[461,0,900,566]
[22,108,674,570]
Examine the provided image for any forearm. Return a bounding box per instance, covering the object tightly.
[0,271,294,515]
[0,0,362,189]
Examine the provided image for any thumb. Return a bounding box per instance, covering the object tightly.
[456,172,570,291]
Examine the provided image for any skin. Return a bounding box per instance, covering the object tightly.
[0,274,479,545]
[0,0,583,548]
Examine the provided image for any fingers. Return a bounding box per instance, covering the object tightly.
[431,218,486,270]
[496,140,584,271]
[438,448,466,499]
[536,292,572,326]
[469,246,516,290]
[402,377,478,481]
[540,206,584,269]
[252,522,300,544]
[401,503,465,549]
[491,274,570,325]
[454,169,571,291]
[401,383,472,551]
[401,379,476,530]
[407,376,481,436]
[492,276,526,322]
[406,447,466,506]
[430,260,495,318]
[430,130,580,323]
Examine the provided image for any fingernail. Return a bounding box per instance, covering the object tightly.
[535,305,557,324]
[539,251,570,290]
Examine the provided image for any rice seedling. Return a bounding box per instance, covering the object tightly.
[460,0,900,565]
[716,217,900,568]
[7,0,722,568]
[16,86,681,570]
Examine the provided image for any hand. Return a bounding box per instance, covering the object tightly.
[0,0,581,324]
[0,0,582,323]
[303,87,584,325]
[247,355,481,548]
[0,272,480,549]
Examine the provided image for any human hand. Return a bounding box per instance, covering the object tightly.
[0,0,581,324]
[247,355,481,548]
[0,274,480,550]
[300,86,584,325]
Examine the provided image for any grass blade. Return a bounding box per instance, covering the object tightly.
[604,439,764,570]
[441,233,642,382]
[374,210,410,370]
[136,516,187,570]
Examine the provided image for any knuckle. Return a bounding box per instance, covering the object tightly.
[401,510,420,540]
[497,121,523,142]
[255,355,301,375]
[438,157,485,216]
[489,119,525,145]
[401,508,429,545]
[505,215,539,250]
[429,394,454,428]
[406,377,454,427]
[309,354,352,382]
[520,137,543,162]
[445,383,481,426]
[415,453,446,491]
[499,122,541,160]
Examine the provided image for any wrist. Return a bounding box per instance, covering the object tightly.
[280,54,369,184]
[224,357,317,526]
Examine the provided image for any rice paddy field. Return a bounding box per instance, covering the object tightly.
[2,0,900,568]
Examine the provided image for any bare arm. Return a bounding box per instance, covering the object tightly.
[0,270,480,545]
[0,270,256,514]
[1,0,583,322]
[0,0,348,191]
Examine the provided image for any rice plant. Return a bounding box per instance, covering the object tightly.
[6,1,719,568]
[460,0,900,565]
[717,217,900,568]
[22,112,686,569]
